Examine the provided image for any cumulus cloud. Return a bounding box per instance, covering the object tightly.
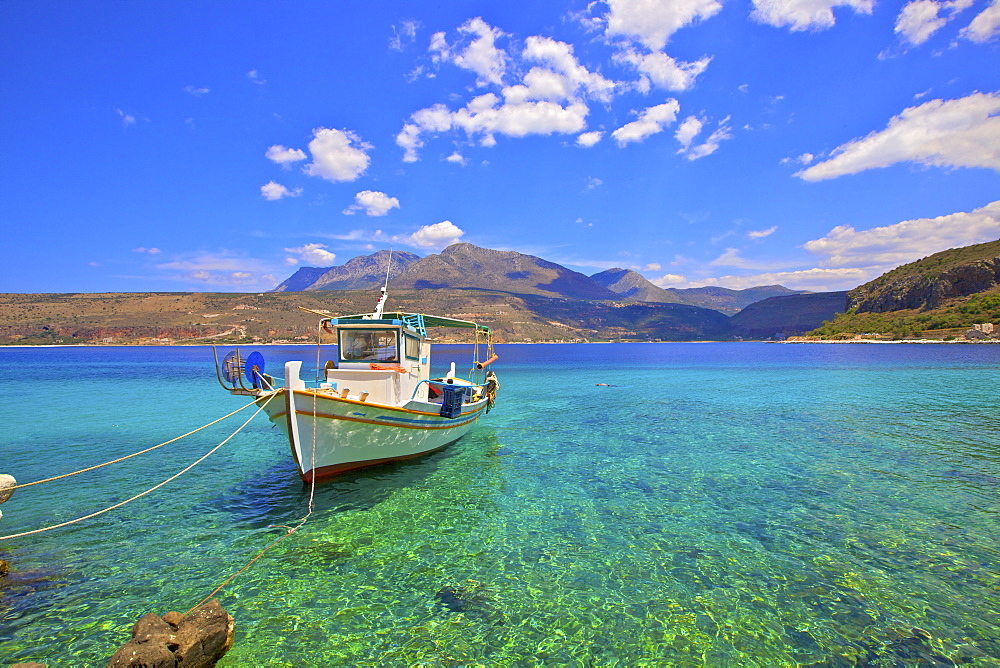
[343,190,400,217]
[605,0,723,50]
[803,200,1000,268]
[522,36,617,103]
[260,181,302,200]
[266,144,307,166]
[431,17,508,86]
[615,49,711,92]
[305,128,372,182]
[798,92,1000,181]
[405,221,465,248]
[961,0,1000,42]
[284,243,337,266]
[446,152,467,165]
[611,100,681,146]
[895,0,975,45]
[577,131,603,147]
[397,95,589,161]
[751,0,874,31]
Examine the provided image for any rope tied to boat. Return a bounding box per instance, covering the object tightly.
[7,400,263,492]
[0,393,279,542]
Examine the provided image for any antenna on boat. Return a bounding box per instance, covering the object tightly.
[370,248,393,320]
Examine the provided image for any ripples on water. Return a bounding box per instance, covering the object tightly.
[1,343,998,665]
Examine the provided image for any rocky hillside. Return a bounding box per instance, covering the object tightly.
[848,239,1000,312]
[590,268,685,303]
[731,292,849,338]
[272,250,421,292]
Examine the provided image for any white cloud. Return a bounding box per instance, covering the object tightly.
[798,92,1000,181]
[961,0,1000,42]
[586,177,604,189]
[605,0,723,50]
[284,243,337,266]
[266,144,307,166]
[132,247,162,254]
[781,152,815,165]
[577,131,603,147]
[679,116,732,159]
[405,221,465,248]
[432,18,508,86]
[342,190,400,217]
[749,226,778,239]
[651,273,693,288]
[247,69,266,85]
[155,251,279,289]
[751,0,874,31]
[522,36,617,103]
[260,181,302,200]
[709,247,778,269]
[116,109,136,126]
[616,49,711,92]
[304,128,372,182]
[645,262,662,271]
[611,99,681,146]
[183,85,210,96]
[675,116,703,151]
[446,152,467,165]
[700,267,873,291]
[397,95,589,161]
[390,19,420,51]
[803,200,1000,268]
[895,0,975,45]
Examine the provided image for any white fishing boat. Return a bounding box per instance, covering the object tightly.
[214,283,499,482]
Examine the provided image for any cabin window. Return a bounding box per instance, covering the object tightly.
[404,334,420,360]
[339,329,398,362]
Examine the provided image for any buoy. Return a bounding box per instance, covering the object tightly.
[0,474,16,505]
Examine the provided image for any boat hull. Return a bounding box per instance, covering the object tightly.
[259,389,486,481]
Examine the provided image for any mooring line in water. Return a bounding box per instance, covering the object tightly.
[188,382,323,613]
[0,393,278,542]
[10,400,263,492]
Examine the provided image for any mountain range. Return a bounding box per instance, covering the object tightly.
[272,243,808,315]
[5,241,995,346]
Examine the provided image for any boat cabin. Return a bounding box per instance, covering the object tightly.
[280,314,478,410]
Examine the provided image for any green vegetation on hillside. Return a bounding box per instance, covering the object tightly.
[864,239,1000,285]
[809,288,1000,339]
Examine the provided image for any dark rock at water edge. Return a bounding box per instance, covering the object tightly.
[106,599,234,668]
[0,558,9,579]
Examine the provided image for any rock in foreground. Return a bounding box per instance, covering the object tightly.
[107,599,234,668]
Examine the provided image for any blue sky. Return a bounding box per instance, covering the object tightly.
[2,0,998,294]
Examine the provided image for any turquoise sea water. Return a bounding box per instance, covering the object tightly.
[1,343,999,665]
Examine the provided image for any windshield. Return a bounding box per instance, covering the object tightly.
[339,329,399,362]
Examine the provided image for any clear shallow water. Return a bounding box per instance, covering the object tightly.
[1,343,999,665]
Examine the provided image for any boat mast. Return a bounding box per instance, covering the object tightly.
[369,249,393,320]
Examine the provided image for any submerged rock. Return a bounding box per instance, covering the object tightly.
[106,599,234,668]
